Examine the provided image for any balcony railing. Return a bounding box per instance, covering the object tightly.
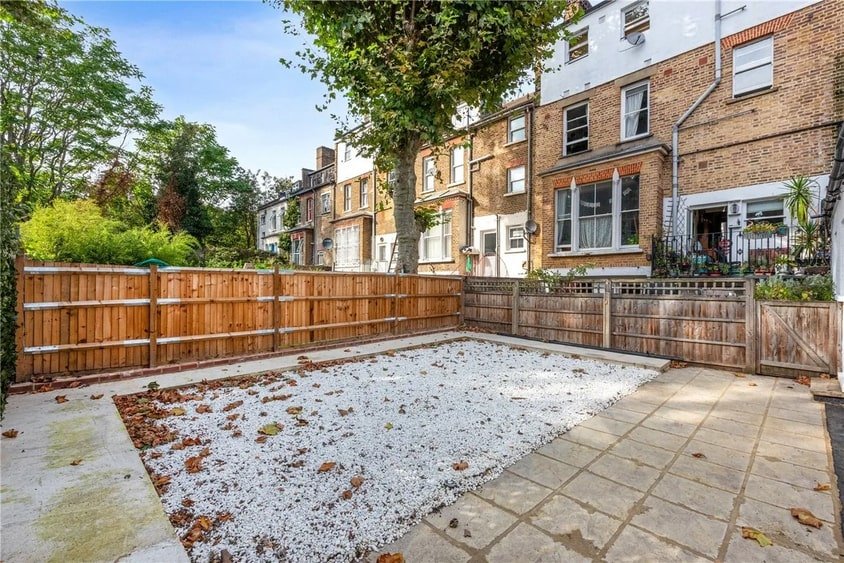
[651,226,830,278]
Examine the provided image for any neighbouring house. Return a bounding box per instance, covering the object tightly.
[256,197,287,254]
[533,0,842,277]
[332,139,376,272]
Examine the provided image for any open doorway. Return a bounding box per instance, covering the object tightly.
[691,205,729,264]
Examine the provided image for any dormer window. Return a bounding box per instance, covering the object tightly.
[622,1,649,36]
[343,144,352,161]
[566,28,588,63]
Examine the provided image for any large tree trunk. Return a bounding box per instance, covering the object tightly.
[392,137,423,273]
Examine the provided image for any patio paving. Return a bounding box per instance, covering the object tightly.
[1,332,841,562]
[373,367,844,562]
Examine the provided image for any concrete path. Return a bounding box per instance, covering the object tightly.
[373,367,844,562]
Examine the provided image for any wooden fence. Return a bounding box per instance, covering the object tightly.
[464,277,841,376]
[15,259,461,381]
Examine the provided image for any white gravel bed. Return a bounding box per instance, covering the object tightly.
[139,339,658,562]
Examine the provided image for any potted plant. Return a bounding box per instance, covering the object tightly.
[754,256,771,275]
[775,254,795,275]
[708,263,722,277]
[743,222,778,239]
[719,262,731,276]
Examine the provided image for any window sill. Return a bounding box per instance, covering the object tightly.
[421,189,436,195]
[504,249,526,254]
[419,259,455,265]
[548,247,643,258]
[727,86,778,104]
[446,181,466,189]
[562,148,592,159]
[503,139,527,148]
[565,54,588,65]
[504,191,526,198]
[617,133,652,146]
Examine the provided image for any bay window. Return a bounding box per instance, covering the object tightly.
[554,173,641,252]
[335,226,361,267]
[420,211,452,261]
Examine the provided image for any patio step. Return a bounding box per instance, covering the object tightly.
[811,377,844,401]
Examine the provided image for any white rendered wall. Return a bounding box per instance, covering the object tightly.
[335,141,374,183]
[541,0,821,105]
[472,212,529,278]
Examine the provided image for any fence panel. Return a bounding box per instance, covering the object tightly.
[757,301,841,376]
[15,260,461,382]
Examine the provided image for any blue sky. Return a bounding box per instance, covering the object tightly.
[63,0,345,179]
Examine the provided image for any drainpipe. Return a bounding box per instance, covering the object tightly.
[671,0,722,236]
[467,131,475,274]
[526,103,534,272]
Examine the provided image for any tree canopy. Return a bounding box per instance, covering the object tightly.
[277,0,576,271]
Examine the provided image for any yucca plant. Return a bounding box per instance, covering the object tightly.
[782,176,817,225]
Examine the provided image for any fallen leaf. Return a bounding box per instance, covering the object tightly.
[196,515,213,531]
[196,404,212,414]
[748,382,758,387]
[2,429,19,438]
[376,554,404,563]
[181,497,194,507]
[90,394,103,400]
[255,435,268,444]
[691,452,707,459]
[222,400,243,412]
[452,460,469,471]
[741,527,772,547]
[814,483,831,492]
[790,507,823,528]
[341,489,353,500]
[448,518,459,529]
[258,423,281,436]
[820,373,831,379]
[796,375,811,387]
[170,407,186,416]
[216,511,233,523]
[70,458,82,466]
[318,461,336,473]
[55,395,68,404]
[153,475,171,489]
[338,407,353,417]
[286,406,303,415]
[384,422,394,430]
[463,528,472,538]
[146,381,160,390]
[185,456,204,474]
[733,372,746,378]
[350,475,364,488]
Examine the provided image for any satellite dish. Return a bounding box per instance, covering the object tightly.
[625,32,645,46]
[322,238,334,250]
[524,219,539,235]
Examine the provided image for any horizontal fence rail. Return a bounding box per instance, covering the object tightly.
[14,258,462,381]
[464,276,841,377]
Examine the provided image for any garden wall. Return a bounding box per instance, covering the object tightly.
[14,258,461,381]
[464,277,841,377]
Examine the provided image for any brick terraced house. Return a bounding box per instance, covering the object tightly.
[534,0,842,276]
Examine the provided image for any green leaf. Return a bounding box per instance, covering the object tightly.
[259,423,281,436]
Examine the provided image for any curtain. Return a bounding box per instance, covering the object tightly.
[580,216,612,248]
[624,90,645,138]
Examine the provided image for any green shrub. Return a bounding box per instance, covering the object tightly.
[203,246,286,269]
[754,275,834,302]
[21,199,198,266]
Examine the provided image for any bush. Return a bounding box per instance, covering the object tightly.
[754,275,834,302]
[21,200,198,266]
[203,246,286,269]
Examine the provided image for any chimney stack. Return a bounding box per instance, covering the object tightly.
[315,146,335,169]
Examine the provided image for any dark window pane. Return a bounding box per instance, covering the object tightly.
[621,175,639,211]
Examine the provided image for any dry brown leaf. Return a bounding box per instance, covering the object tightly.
[55,395,68,404]
[170,407,186,416]
[286,406,303,415]
[820,373,831,379]
[790,507,823,528]
[796,375,811,387]
[733,372,746,378]
[196,515,213,531]
[255,435,268,443]
[741,527,772,547]
[216,511,233,523]
[90,394,103,400]
[341,489,353,500]
[70,458,83,466]
[222,400,243,412]
[748,382,758,387]
[196,404,212,414]
[814,483,831,492]
[154,475,172,489]
[318,461,336,473]
[691,452,707,459]
[181,497,194,507]
[377,554,404,563]
[350,475,364,488]
[2,429,19,438]
[452,460,469,471]
[338,407,353,417]
[185,456,204,474]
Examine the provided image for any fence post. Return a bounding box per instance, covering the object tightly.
[14,255,26,382]
[511,279,520,336]
[148,264,158,368]
[603,279,612,349]
[272,264,280,352]
[459,276,466,328]
[745,278,757,374]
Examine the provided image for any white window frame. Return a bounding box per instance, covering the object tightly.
[420,211,452,262]
[566,27,589,63]
[507,226,525,251]
[335,225,361,267]
[377,242,387,262]
[554,173,640,253]
[359,179,368,208]
[291,238,302,265]
[343,144,352,161]
[422,157,436,192]
[507,165,526,194]
[564,102,589,155]
[320,192,331,214]
[732,36,773,97]
[507,114,526,143]
[746,198,786,225]
[450,147,465,184]
[620,81,650,141]
[316,251,325,266]
[622,1,650,36]
[343,184,352,212]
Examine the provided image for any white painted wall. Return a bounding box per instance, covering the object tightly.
[831,197,844,380]
[371,233,397,273]
[335,141,374,183]
[257,200,287,252]
[541,0,822,105]
[472,212,529,278]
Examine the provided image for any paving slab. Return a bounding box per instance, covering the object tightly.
[487,522,590,563]
[474,471,553,515]
[529,494,623,556]
[536,438,601,468]
[424,493,518,550]
[604,525,710,563]
[371,522,470,563]
[561,472,645,518]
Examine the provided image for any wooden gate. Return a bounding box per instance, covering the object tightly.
[757,301,841,377]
